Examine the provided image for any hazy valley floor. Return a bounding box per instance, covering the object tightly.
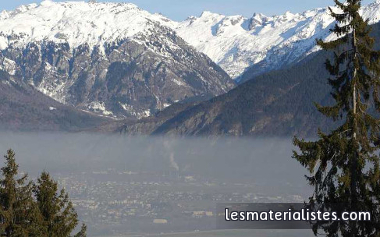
[0,133,312,236]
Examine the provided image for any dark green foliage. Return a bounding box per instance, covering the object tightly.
[34,171,83,237]
[73,224,87,237]
[0,150,86,237]
[293,1,380,236]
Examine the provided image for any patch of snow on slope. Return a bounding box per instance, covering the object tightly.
[88,101,113,116]
[0,58,17,75]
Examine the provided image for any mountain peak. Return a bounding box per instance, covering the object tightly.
[41,0,53,4]
[252,12,267,19]
[200,10,222,18]
[250,12,268,26]
[0,1,165,50]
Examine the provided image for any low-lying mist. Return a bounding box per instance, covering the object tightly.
[0,133,307,185]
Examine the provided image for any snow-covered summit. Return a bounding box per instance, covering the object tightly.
[0,1,172,51]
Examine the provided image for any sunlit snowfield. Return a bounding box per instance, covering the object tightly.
[0,133,314,236]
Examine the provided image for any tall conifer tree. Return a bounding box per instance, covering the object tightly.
[293,0,380,236]
[0,149,45,237]
[34,171,86,237]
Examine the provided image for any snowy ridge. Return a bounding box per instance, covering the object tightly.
[173,1,380,79]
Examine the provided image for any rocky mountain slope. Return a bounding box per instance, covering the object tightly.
[0,0,234,118]
[148,51,333,137]
[0,70,111,131]
[103,50,330,136]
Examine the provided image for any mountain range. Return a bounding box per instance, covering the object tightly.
[171,1,380,80]
[1,0,380,135]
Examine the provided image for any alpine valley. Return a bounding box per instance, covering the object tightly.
[2,0,380,135]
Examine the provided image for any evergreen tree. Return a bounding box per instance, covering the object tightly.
[293,0,380,236]
[0,149,45,237]
[34,171,85,237]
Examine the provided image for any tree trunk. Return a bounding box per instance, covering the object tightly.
[350,27,359,237]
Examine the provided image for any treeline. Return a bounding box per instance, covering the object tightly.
[0,149,86,237]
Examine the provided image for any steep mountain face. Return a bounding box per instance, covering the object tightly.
[148,22,380,137]
[0,70,111,131]
[150,51,333,137]
[0,1,234,118]
[172,1,380,81]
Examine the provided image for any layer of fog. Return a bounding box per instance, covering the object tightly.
[0,133,310,194]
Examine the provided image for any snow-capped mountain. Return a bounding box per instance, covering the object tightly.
[172,1,380,80]
[0,0,234,118]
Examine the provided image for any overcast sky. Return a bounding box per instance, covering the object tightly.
[1,0,374,21]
